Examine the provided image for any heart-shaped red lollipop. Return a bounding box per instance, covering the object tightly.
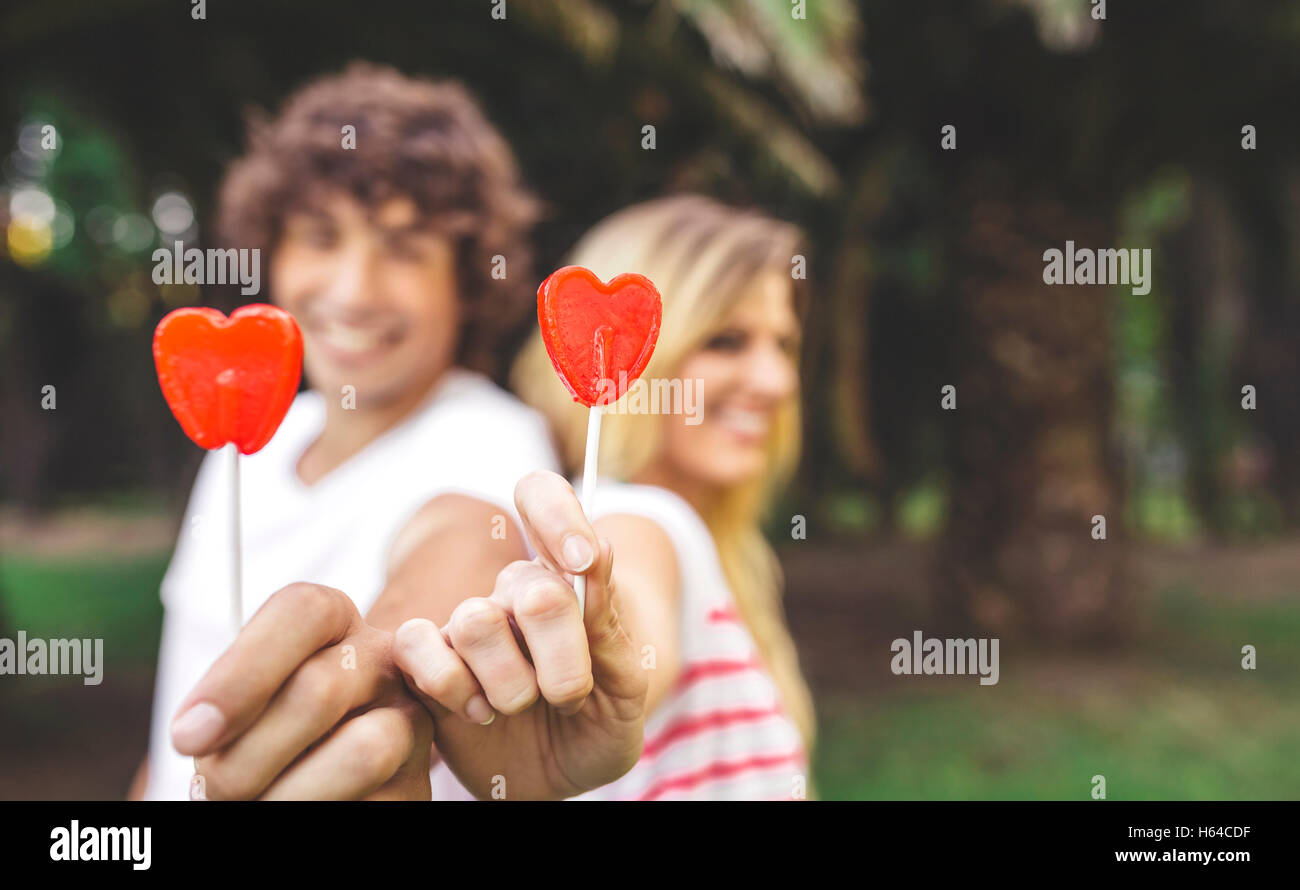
[153,304,303,455]
[538,266,662,407]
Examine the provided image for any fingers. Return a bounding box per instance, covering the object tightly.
[446,596,540,715]
[579,539,646,705]
[193,641,372,800]
[491,561,592,716]
[395,532,633,729]
[514,470,599,579]
[393,618,495,725]
[258,703,431,801]
[362,744,436,802]
[172,583,360,756]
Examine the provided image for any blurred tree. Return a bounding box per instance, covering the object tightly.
[1,0,1299,648]
[1160,182,1236,535]
[1232,173,1300,525]
[940,178,1125,642]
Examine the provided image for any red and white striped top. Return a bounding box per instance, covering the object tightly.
[428,483,809,800]
[572,483,808,801]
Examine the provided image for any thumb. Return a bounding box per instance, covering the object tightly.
[581,538,644,703]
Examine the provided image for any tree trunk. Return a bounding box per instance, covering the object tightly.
[938,181,1127,645]
[1233,172,1300,525]
[1163,184,1238,535]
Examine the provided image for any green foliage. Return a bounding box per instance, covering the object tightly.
[897,478,947,538]
[1128,488,1201,543]
[825,491,881,535]
[1220,492,1286,539]
[0,551,168,664]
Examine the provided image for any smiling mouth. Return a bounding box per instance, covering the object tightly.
[714,407,771,442]
[311,319,401,363]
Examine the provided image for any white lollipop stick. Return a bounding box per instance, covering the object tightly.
[216,370,245,634]
[574,404,603,617]
[226,442,243,633]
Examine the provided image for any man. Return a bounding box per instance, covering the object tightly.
[136,63,644,800]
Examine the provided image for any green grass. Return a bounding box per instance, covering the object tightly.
[0,551,169,664]
[813,666,1300,799]
[1150,584,1300,676]
[813,581,1300,799]
[3,546,1298,800]
[807,556,1300,799]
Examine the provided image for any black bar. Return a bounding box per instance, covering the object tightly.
[0,801,1288,876]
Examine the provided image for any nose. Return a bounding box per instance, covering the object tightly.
[319,240,384,313]
[744,340,798,403]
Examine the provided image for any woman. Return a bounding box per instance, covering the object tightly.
[510,194,816,799]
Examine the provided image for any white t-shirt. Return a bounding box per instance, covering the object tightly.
[430,482,809,800]
[143,368,559,800]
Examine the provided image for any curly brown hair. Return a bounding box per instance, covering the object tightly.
[216,62,539,376]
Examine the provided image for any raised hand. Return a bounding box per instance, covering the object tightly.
[393,470,647,799]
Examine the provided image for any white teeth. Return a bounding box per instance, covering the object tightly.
[319,321,383,353]
[716,409,768,436]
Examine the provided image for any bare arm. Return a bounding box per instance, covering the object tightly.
[369,494,529,770]
[127,757,149,801]
[370,493,528,631]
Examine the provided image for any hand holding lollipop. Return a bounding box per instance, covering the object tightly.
[536,265,662,614]
[153,304,303,631]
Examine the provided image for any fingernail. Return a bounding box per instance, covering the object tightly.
[561,534,595,573]
[466,695,496,725]
[171,702,226,753]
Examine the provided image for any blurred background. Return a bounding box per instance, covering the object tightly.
[2,0,1298,799]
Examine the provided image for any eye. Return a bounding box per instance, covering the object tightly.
[382,231,438,263]
[702,329,748,353]
[777,334,801,357]
[383,236,421,261]
[286,217,337,248]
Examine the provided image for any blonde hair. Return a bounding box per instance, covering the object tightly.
[512,194,816,750]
